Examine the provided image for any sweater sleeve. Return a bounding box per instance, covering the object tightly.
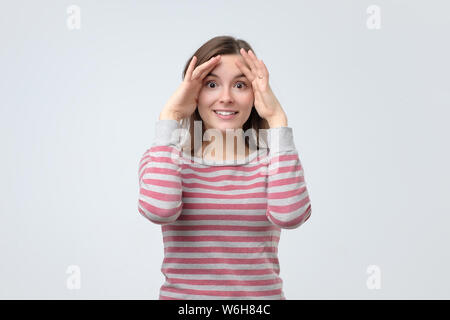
[138,119,184,225]
[265,126,312,229]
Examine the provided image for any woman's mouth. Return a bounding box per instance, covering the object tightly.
[213,110,239,120]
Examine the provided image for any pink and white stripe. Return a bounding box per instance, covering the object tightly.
[138,120,311,300]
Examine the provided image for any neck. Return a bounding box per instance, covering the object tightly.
[197,130,249,162]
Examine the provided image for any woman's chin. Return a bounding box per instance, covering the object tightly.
[213,123,242,132]
[203,119,245,133]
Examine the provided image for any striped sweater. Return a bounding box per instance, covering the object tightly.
[138,119,312,300]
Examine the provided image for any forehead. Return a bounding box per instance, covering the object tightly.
[206,54,248,79]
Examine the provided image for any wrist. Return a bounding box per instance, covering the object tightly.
[267,113,288,128]
[159,109,181,121]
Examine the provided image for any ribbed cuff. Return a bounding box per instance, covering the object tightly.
[154,119,182,146]
[267,126,296,154]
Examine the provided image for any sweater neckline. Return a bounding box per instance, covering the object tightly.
[181,149,263,166]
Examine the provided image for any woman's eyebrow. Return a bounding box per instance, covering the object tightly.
[206,72,246,79]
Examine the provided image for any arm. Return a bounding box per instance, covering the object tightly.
[138,119,184,225]
[265,126,312,229]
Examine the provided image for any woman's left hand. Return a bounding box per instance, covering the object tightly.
[236,48,288,128]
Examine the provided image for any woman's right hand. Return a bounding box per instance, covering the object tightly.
[159,54,222,121]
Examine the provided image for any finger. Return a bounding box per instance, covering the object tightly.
[259,59,269,78]
[192,55,221,80]
[198,57,220,80]
[247,50,265,78]
[240,48,258,76]
[185,56,197,81]
[253,58,268,79]
[198,55,222,80]
[192,56,216,80]
[235,59,255,82]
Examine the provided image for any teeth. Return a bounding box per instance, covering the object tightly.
[215,111,237,115]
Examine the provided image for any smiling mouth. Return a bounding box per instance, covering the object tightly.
[214,110,239,115]
[213,110,239,119]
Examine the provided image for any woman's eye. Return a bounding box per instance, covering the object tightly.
[205,80,247,89]
[206,81,216,88]
[236,81,247,89]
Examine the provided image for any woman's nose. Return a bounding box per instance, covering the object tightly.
[219,87,233,104]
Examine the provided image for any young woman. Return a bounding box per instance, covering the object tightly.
[138,36,312,300]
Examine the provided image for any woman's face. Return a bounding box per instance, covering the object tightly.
[197,54,254,133]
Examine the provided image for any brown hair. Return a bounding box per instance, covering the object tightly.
[180,35,269,157]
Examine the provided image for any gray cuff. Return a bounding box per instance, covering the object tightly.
[267,126,296,154]
[154,119,182,146]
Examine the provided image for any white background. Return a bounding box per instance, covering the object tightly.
[1,0,449,299]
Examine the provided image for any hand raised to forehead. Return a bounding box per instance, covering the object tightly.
[188,55,221,81]
[235,48,270,91]
[161,55,222,121]
[235,48,287,127]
